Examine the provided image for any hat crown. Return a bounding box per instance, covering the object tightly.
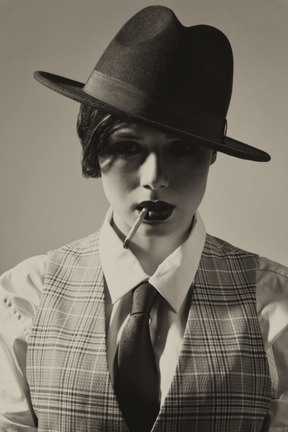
[115,6,180,44]
[88,5,233,142]
[96,6,183,95]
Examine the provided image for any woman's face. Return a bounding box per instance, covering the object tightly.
[99,122,215,242]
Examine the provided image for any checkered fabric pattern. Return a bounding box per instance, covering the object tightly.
[27,232,271,432]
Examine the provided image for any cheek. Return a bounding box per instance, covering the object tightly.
[181,175,208,208]
[100,169,135,210]
[99,157,139,194]
[173,159,211,191]
[173,160,211,211]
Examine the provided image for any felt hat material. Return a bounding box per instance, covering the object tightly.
[34,6,270,162]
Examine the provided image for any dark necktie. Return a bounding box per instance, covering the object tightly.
[115,282,160,432]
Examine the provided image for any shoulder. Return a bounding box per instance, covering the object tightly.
[0,255,48,340]
[256,256,288,311]
[0,255,47,303]
[258,256,288,281]
[256,258,288,413]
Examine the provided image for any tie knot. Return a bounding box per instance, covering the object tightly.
[131,282,158,315]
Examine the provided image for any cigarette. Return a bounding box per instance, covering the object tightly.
[123,207,149,249]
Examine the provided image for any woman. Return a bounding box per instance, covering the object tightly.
[1,6,287,432]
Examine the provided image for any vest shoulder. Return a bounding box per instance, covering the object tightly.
[49,231,101,258]
[205,233,258,258]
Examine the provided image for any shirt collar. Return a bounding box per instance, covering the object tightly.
[99,208,206,313]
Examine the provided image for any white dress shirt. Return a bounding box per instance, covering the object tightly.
[0,210,288,431]
[101,210,206,404]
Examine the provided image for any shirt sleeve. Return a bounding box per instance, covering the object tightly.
[256,256,288,431]
[0,256,47,431]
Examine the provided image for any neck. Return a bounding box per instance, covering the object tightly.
[112,217,193,275]
[130,235,185,275]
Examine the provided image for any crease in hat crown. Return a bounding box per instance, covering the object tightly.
[33,5,271,162]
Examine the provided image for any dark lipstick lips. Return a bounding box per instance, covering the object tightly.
[136,201,175,221]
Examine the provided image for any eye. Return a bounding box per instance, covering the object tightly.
[170,140,196,157]
[106,141,142,157]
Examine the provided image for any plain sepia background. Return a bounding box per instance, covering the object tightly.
[0,0,287,273]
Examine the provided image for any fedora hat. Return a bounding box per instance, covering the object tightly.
[34,5,270,162]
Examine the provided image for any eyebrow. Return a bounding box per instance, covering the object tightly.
[109,131,144,140]
[108,125,184,142]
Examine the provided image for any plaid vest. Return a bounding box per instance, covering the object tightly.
[27,232,271,432]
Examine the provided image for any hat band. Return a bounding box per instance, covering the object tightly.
[84,70,225,141]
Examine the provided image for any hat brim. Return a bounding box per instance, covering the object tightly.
[34,71,271,162]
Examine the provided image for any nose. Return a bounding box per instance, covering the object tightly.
[140,152,169,190]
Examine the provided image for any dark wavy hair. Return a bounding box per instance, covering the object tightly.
[77,104,121,178]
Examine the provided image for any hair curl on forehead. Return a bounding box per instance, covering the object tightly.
[77,104,121,178]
